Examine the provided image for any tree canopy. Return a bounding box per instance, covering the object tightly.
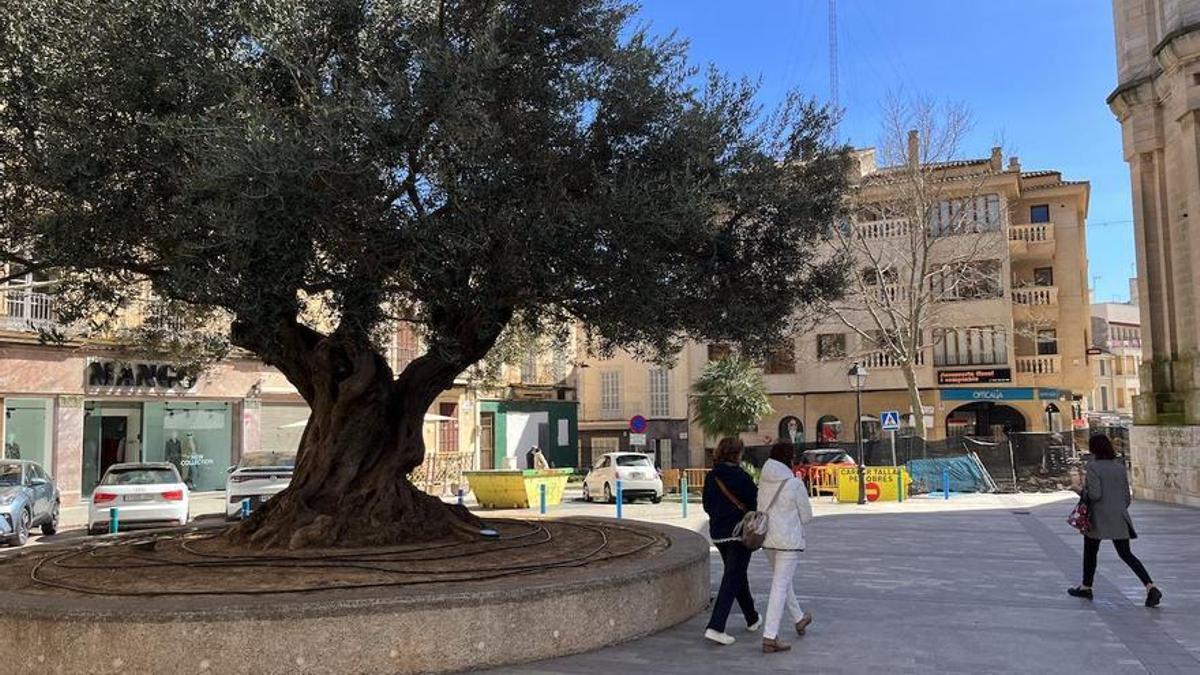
[691,354,773,441]
[2,0,849,380]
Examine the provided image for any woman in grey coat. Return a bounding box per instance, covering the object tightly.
[1067,435,1162,607]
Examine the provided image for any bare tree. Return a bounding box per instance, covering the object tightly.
[825,96,1011,439]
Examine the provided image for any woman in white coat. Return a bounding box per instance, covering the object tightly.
[757,440,814,653]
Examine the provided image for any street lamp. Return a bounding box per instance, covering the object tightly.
[847,362,869,505]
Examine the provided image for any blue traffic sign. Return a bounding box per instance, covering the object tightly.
[629,415,648,433]
[880,410,901,431]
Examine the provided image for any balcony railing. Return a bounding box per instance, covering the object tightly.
[1,290,56,332]
[856,218,911,240]
[1012,286,1058,306]
[872,283,912,304]
[1009,223,1055,244]
[1016,355,1061,375]
[861,350,925,369]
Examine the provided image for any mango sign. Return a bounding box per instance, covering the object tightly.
[835,466,912,503]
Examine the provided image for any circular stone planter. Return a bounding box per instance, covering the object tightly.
[0,519,709,674]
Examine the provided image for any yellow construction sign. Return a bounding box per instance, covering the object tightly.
[835,466,912,503]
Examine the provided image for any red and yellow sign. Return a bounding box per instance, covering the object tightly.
[835,466,911,503]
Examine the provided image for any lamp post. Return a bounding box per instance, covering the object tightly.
[848,362,868,505]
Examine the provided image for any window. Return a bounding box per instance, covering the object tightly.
[591,438,619,465]
[599,371,621,419]
[520,351,537,383]
[764,342,796,374]
[1126,356,1137,374]
[1117,388,1127,409]
[1034,267,1054,287]
[1098,359,1108,377]
[929,194,1002,236]
[1036,329,1058,356]
[861,266,898,286]
[551,347,568,383]
[1114,358,1124,375]
[437,403,458,453]
[649,368,670,417]
[1030,204,1050,223]
[931,260,1003,301]
[816,415,842,443]
[817,333,846,360]
[933,326,1008,366]
[1100,386,1110,411]
[707,344,732,362]
[616,454,653,467]
[389,324,420,373]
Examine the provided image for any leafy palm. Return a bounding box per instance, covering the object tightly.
[691,355,773,441]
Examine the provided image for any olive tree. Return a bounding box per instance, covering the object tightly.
[1,0,849,548]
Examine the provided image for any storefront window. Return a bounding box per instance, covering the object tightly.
[141,402,233,492]
[82,402,145,496]
[4,398,51,468]
[260,403,309,456]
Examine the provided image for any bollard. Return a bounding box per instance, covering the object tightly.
[539,482,547,515]
[457,487,464,507]
[241,498,252,519]
[615,480,623,519]
[681,476,689,518]
[942,468,950,500]
[897,472,904,503]
[108,507,119,534]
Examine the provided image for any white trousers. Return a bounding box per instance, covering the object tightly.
[763,550,805,640]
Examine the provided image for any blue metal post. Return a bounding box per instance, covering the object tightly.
[457,488,464,507]
[615,480,623,519]
[942,468,950,500]
[108,507,119,534]
[539,482,547,515]
[681,476,689,518]
[241,498,252,519]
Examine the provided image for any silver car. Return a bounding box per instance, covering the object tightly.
[0,460,60,546]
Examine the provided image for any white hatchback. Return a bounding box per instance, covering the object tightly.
[88,463,190,535]
[581,452,663,504]
[225,451,296,520]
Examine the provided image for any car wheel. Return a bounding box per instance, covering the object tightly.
[604,483,614,504]
[581,483,591,502]
[651,495,662,504]
[41,502,60,535]
[87,524,106,536]
[14,508,31,546]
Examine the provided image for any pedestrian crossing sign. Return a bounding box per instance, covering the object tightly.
[880,410,901,431]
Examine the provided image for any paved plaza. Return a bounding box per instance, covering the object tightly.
[491,495,1200,675]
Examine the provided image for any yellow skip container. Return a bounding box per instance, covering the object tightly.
[462,468,575,509]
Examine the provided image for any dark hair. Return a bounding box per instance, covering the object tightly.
[714,437,744,465]
[1090,434,1116,460]
[770,440,796,465]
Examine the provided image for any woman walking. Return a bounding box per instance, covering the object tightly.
[1068,434,1162,607]
[758,440,814,653]
[701,437,761,646]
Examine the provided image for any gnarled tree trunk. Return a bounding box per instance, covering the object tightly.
[227,330,484,550]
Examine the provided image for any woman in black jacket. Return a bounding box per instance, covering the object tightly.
[701,437,760,646]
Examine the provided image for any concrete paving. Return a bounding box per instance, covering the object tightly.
[489,495,1200,675]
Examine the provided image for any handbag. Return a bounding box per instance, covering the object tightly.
[714,476,790,551]
[1067,498,1092,534]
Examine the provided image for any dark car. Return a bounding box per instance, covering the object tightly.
[793,448,856,485]
[0,460,61,546]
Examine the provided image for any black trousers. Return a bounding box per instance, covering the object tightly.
[1083,537,1153,587]
[708,541,759,632]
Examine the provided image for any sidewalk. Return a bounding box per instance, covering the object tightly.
[488,496,1200,674]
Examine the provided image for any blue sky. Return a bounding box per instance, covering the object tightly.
[633,1,1135,303]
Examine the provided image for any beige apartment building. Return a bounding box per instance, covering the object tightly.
[1090,286,1142,425]
[681,146,1093,458]
[1109,0,1200,506]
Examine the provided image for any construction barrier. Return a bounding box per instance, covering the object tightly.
[806,465,840,497]
[835,466,912,503]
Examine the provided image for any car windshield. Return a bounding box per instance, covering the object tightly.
[239,452,297,469]
[615,455,653,467]
[100,467,179,486]
[0,463,21,487]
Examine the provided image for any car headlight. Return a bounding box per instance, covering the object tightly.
[0,493,17,506]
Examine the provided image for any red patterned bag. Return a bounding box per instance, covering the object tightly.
[1067,499,1092,534]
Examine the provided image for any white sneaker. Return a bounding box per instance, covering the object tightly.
[704,629,736,646]
[747,618,762,632]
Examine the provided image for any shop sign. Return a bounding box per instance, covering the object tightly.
[835,466,912,503]
[1086,347,1103,356]
[940,387,1037,402]
[937,368,1012,386]
[86,360,197,391]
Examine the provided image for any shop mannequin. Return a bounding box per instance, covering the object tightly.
[183,432,199,489]
[165,432,184,481]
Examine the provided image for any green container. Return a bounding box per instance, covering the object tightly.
[462,468,574,509]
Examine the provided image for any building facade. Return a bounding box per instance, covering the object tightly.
[684,145,1094,456]
[1109,0,1200,505]
[1090,293,1143,425]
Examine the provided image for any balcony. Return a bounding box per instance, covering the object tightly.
[1016,355,1060,375]
[1008,223,1055,258]
[1012,285,1058,306]
[1,290,56,332]
[861,350,925,370]
[856,218,911,240]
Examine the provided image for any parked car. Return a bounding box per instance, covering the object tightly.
[0,460,60,546]
[582,452,663,504]
[225,451,296,520]
[793,448,857,485]
[88,462,189,535]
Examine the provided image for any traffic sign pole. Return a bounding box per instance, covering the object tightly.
[890,429,897,467]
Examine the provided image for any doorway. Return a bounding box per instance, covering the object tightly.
[479,412,495,470]
[82,403,144,495]
[945,402,1027,438]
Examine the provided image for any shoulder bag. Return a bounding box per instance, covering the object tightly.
[714,476,790,551]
